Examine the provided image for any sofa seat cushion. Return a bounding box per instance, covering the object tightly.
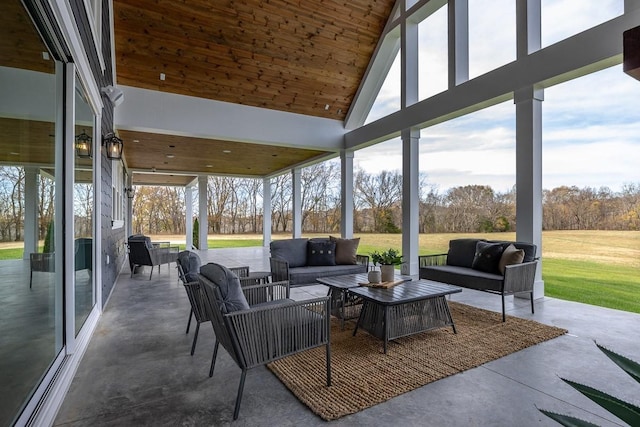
[289,264,367,286]
[420,265,504,292]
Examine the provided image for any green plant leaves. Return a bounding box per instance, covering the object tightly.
[538,342,640,426]
[596,343,640,385]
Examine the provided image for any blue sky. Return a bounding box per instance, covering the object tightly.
[352,1,639,193]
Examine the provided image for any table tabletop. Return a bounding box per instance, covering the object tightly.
[316,273,412,290]
[348,279,462,306]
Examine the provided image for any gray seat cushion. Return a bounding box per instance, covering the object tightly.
[200,263,250,312]
[289,264,367,286]
[420,265,504,292]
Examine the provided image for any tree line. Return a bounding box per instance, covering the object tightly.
[1,164,639,242]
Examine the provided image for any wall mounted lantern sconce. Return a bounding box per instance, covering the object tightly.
[75,129,93,158]
[103,133,124,160]
[125,187,135,199]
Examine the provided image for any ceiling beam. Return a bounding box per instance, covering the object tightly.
[114,85,346,151]
[345,8,638,149]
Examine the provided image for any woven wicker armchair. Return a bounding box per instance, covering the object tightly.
[127,235,179,280]
[198,265,331,420]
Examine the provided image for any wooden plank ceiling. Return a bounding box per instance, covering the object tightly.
[113,0,395,184]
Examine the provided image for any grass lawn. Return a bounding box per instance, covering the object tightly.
[2,230,638,313]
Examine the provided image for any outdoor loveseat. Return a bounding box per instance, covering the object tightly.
[269,237,369,286]
[419,238,538,321]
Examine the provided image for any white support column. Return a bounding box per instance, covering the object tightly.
[516,0,541,59]
[198,175,208,250]
[23,166,39,259]
[185,184,193,250]
[515,86,544,299]
[401,128,420,277]
[340,150,354,238]
[291,168,302,238]
[448,0,469,87]
[263,177,272,246]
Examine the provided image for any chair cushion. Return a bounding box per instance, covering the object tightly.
[472,241,505,274]
[498,244,525,274]
[307,241,336,266]
[270,238,309,268]
[199,263,249,312]
[447,238,483,268]
[330,236,360,265]
[177,250,201,282]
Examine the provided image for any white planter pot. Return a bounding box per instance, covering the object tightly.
[380,265,395,282]
[368,270,381,283]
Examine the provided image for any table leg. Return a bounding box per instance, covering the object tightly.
[442,296,457,334]
[383,305,389,354]
[353,300,366,337]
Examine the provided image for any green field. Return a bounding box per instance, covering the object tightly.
[4,230,639,313]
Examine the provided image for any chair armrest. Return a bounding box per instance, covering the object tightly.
[224,296,330,367]
[503,261,538,294]
[356,254,370,271]
[418,254,448,267]
[241,280,290,304]
[269,257,290,283]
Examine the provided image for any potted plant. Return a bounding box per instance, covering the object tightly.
[370,248,402,282]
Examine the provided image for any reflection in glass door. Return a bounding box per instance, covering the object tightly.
[0,0,64,424]
[74,80,95,335]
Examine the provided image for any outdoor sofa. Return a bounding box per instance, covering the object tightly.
[419,238,538,321]
[269,237,369,286]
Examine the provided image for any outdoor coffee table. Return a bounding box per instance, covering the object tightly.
[350,280,462,354]
[316,273,412,330]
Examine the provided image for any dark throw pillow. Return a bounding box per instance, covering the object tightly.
[330,236,360,265]
[199,263,249,312]
[307,241,336,266]
[471,241,505,274]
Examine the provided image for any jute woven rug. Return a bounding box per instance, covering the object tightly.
[267,302,567,421]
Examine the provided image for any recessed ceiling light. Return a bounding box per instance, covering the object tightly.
[206,164,213,168]
[42,52,50,60]
[324,104,330,110]
[166,154,175,158]
[10,152,19,155]
[133,139,139,143]
[160,73,166,81]
[223,150,231,153]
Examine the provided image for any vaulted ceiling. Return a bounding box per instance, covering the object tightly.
[113,0,396,184]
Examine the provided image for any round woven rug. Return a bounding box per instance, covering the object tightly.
[267,301,567,421]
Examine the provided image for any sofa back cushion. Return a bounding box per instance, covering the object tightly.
[447,239,484,268]
[472,241,505,274]
[200,263,249,312]
[307,241,336,266]
[270,238,309,268]
[330,236,360,265]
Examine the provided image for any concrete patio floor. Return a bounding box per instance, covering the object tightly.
[54,247,639,426]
